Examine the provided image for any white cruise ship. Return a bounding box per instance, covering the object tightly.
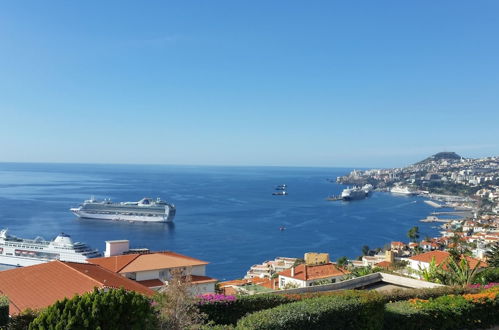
[70,197,176,223]
[341,184,373,201]
[390,186,416,195]
[0,229,101,267]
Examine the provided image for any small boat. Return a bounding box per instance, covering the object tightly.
[275,184,287,190]
[272,191,288,196]
[279,226,286,231]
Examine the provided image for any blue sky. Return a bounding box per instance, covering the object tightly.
[0,1,498,168]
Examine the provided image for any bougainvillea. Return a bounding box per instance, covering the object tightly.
[197,294,236,305]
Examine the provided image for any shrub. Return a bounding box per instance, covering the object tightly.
[384,286,499,330]
[0,295,8,327]
[29,288,157,329]
[6,309,39,330]
[236,291,384,330]
[379,285,478,303]
[199,294,292,325]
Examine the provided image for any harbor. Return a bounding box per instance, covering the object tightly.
[419,216,453,223]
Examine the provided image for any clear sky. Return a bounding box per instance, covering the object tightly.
[1,1,498,168]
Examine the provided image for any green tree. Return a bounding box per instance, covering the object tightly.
[292,258,305,267]
[29,288,157,329]
[336,256,348,268]
[407,226,420,242]
[361,245,370,256]
[485,242,499,267]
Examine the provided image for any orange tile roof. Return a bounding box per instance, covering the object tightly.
[391,241,405,246]
[219,279,250,287]
[89,254,140,272]
[190,275,217,284]
[375,261,392,268]
[409,251,487,269]
[137,279,164,288]
[409,251,452,265]
[90,251,209,273]
[279,263,350,281]
[0,261,154,315]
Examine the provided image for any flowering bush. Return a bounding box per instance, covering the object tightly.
[198,294,236,305]
[468,282,499,289]
[386,286,499,330]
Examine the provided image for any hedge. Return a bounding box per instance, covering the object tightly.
[236,291,384,330]
[199,294,292,325]
[379,285,478,303]
[0,295,8,327]
[384,287,499,330]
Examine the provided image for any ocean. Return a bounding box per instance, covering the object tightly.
[0,163,448,280]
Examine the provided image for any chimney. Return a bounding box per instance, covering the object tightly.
[291,267,295,277]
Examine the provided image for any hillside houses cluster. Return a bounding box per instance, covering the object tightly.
[339,155,499,188]
[220,253,350,294]
[337,153,499,213]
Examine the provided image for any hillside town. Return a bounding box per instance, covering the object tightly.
[337,152,499,214]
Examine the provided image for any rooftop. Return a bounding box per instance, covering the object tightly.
[0,260,153,315]
[90,251,209,273]
[279,263,350,281]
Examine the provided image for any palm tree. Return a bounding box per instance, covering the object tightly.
[361,245,370,256]
[336,256,348,268]
[407,226,420,242]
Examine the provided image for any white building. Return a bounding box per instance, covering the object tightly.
[278,263,350,289]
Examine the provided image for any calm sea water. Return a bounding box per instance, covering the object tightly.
[0,163,448,280]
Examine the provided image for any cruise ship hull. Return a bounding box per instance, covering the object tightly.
[71,209,174,223]
[0,229,101,267]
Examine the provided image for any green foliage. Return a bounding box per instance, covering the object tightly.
[29,288,157,330]
[5,309,39,330]
[336,256,348,268]
[199,294,292,325]
[378,285,476,303]
[236,291,384,330]
[292,258,304,267]
[0,295,8,327]
[475,267,499,284]
[418,256,482,286]
[362,245,370,256]
[349,265,382,278]
[486,243,499,267]
[384,292,499,330]
[407,226,420,242]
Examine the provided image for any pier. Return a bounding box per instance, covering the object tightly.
[431,211,471,216]
[424,200,442,208]
[419,216,453,223]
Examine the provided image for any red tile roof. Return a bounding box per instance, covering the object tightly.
[279,263,350,281]
[90,251,209,273]
[0,261,154,315]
